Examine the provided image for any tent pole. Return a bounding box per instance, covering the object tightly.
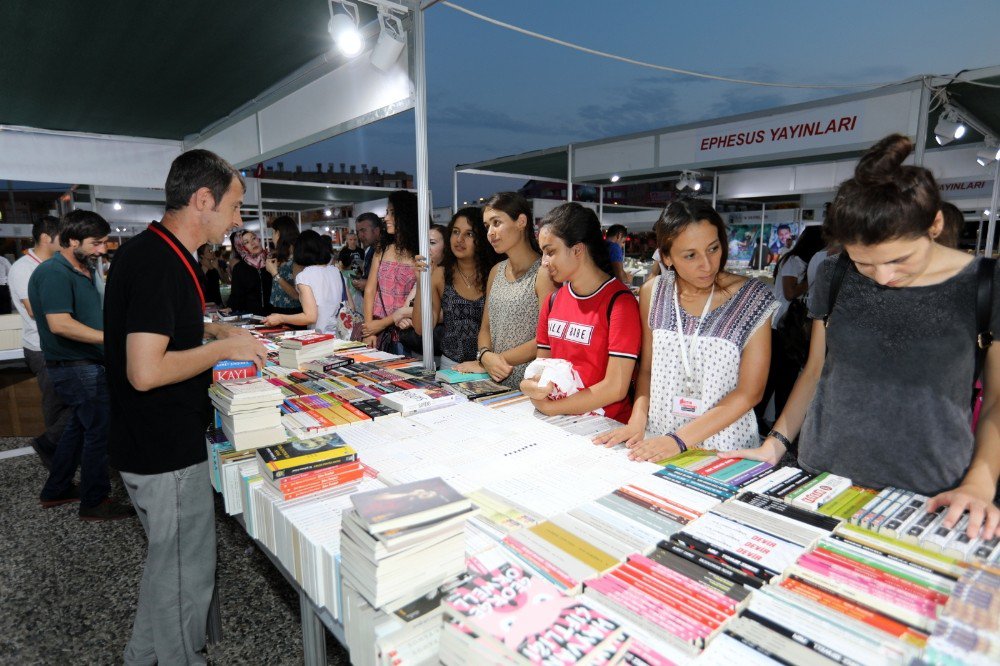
[712,172,718,208]
[567,144,573,202]
[759,202,766,269]
[452,169,458,214]
[913,77,931,167]
[976,218,984,256]
[985,166,1000,258]
[414,4,434,369]
[598,185,604,223]
[297,211,301,232]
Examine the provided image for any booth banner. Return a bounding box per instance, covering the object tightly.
[574,88,922,180]
[727,221,804,265]
[937,176,994,199]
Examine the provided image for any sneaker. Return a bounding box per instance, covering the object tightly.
[79,499,136,522]
[30,436,55,470]
[40,484,80,508]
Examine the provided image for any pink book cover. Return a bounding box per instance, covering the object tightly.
[444,561,621,663]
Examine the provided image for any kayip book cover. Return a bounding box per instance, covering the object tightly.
[351,477,468,528]
[212,359,260,382]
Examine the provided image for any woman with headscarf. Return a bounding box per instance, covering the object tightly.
[226,229,272,316]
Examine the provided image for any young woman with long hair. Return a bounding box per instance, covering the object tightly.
[520,203,641,422]
[455,192,557,387]
[722,134,1000,539]
[265,215,302,315]
[362,191,419,353]
[413,208,500,366]
[594,200,777,461]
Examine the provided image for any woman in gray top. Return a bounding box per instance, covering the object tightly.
[722,134,1000,541]
[456,192,557,388]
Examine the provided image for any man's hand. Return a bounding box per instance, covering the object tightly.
[206,322,252,340]
[222,335,268,370]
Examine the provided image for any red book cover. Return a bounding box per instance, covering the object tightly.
[212,360,260,383]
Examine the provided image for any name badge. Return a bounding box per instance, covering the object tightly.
[672,395,705,419]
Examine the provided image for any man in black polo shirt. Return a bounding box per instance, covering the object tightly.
[28,209,133,520]
[105,149,266,666]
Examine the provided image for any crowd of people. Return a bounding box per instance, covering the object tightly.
[9,134,1000,664]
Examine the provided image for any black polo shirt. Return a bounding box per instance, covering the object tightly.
[105,223,211,475]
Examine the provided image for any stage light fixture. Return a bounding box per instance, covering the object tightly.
[370,9,405,72]
[112,202,123,211]
[976,138,1000,167]
[610,174,620,183]
[329,1,363,57]
[934,109,967,145]
[324,208,333,217]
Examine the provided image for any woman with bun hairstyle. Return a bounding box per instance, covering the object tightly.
[455,192,557,388]
[722,134,1000,539]
[520,203,641,422]
[594,199,777,459]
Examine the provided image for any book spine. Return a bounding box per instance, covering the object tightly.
[265,453,359,479]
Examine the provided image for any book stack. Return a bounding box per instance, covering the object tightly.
[434,368,490,384]
[664,492,840,590]
[210,377,286,450]
[277,333,342,368]
[339,477,475,611]
[665,449,777,490]
[212,358,260,382]
[443,377,519,403]
[378,386,465,416]
[923,567,1000,665]
[501,518,621,593]
[255,433,361,501]
[440,560,627,665]
[583,551,748,656]
[847,486,1000,563]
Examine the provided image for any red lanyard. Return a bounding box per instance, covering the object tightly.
[27,250,41,265]
[147,223,205,311]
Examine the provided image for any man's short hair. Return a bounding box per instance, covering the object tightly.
[33,215,61,245]
[606,224,628,239]
[355,212,380,229]
[59,210,111,248]
[164,149,244,212]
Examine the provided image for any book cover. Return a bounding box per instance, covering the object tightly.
[279,333,337,349]
[435,368,491,384]
[212,359,260,383]
[256,433,355,471]
[350,477,471,532]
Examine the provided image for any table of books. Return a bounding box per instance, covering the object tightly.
[206,337,1000,666]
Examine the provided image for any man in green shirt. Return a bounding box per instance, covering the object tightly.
[28,209,133,521]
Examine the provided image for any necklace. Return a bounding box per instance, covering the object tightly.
[455,265,475,289]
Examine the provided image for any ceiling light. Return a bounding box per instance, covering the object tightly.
[976,138,1000,167]
[325,226,331,232]
[934,110,966,146]
[328,1,363,57]
[370,9,405,72]
[691,179,702,192]
[610,174,621,183]
[112,201,123,211]
[324,208,332,217]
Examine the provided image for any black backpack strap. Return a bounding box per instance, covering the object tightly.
[606,288,628,323]
[823,252,852,328]
[974,257,995,384]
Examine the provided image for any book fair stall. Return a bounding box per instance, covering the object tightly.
[3,2,1000,664]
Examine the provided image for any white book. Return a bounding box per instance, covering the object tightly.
[221,423,287,451]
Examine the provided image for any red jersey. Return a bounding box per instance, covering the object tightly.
[536,278,641,423]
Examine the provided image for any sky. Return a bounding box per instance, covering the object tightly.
[273,0,1000,207]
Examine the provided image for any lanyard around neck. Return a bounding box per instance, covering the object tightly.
[27,250,41,265]
[672,280,715,379]
[147,224,205,311]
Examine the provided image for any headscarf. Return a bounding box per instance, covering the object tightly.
[233,232,267,270]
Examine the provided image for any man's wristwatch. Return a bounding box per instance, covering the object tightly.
[767,429,792,450]
[476,347,492,364]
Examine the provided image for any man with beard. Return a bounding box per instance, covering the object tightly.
[28,209,133,521]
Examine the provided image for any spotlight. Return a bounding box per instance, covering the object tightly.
[112,201,123,211]
[328,1,362,57]
[934,110,966,145]
[976,139,1000,167]
[610,174,620,183]
[676,174,689,191]
[370,9,405,72]
[324,208,332,217]
[691,179,702,192]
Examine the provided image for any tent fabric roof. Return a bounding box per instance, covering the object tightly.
[0,0,362,140]
[457,68,1000,186]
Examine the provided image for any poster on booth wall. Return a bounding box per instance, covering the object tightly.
[727,222,803,268]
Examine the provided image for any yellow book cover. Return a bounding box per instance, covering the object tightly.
[530,521,618,573]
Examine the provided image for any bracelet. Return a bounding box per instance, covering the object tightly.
[667,432,688,453]
[767,429,792,450]
[476,347,492,364]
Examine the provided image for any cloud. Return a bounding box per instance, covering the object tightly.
[707,91,790,119]
[431,103,556,134]
[575,81,682,137]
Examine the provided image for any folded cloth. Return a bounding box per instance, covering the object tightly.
[524,357,583,400]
